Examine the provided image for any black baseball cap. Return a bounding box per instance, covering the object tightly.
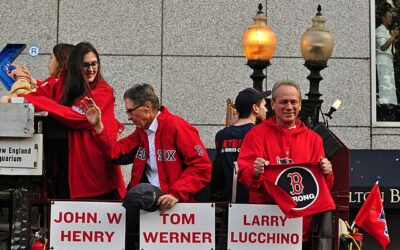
[123,183,163,212]
[234,88,271,114]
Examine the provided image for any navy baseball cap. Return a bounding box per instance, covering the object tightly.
[234,88,271,114]
[123,183,163,212]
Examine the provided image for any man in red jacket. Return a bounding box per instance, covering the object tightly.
[237,81,333,249]
[83,83,212,211]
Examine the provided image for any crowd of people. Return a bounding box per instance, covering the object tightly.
[0,41,335,250]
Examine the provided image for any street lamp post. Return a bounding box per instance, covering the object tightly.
[242,3,277,91]
[300,5,334,126]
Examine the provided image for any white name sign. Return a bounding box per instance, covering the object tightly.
[140,203,215,250]
[0,134,42,175]
[228,204,302,250]
[50,201,126,250]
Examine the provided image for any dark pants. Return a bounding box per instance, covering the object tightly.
[302,241,312,250]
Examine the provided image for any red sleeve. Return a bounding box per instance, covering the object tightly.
[94,127,141,161]
[312,134,334,190]
[21,94,94,129]
[168,122,212,201]
[23,77,61,99]
[325,173,334,190]
[35,75,58,87]
[237,127,264,192]
[35,80,43,87]
[90,83,119,132]
[21,80,120,131]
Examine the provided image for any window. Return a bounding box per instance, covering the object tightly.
[372,0,400,125]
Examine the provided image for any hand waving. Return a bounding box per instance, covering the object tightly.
[81,97,104,132]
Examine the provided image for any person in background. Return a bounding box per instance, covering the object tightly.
[212,87,269,202]
[1,43,74,102]
[376,5,399,107]
[390,0,400,101]
[22,43,75,87]
[5,43,75,197]
[237,81,333,249]
[10,42,125,199]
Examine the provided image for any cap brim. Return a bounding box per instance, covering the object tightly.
[259,90,272,98]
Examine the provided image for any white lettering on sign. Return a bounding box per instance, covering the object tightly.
[292,193,315,202]
[50,201,125,250]
[228,204,302,250]
[349,191,386,203]
[349,192,363,203]
[390,189,400,203]
[140,203,215,250]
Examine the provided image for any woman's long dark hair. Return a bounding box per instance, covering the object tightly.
[52,43,75,77]
[60,42,104,106]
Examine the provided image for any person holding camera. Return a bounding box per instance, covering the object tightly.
[376,5,399,106]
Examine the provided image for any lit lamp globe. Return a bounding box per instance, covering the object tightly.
[242,3,276,91]
[300,5,334,63]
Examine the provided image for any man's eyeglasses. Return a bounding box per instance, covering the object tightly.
[83,61,99,71]
[125,104,144,114]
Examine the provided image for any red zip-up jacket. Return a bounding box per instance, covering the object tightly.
[238,117,334,241]
[35,75,57,88]
[96,106,212,202]
[20,77,126,199]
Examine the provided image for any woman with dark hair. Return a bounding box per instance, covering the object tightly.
[14,42,126,200]
[51,44,75,76]
[0,43,74,102]
[34,43,75,86]
[60,42,102,106]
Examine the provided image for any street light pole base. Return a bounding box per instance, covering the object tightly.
[304,60,327,101]
[246,60,270,91]
[300,60,328,126]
